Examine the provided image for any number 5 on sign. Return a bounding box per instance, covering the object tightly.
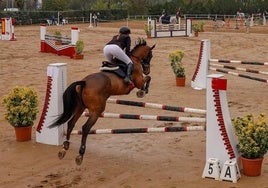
[202,158,221,180]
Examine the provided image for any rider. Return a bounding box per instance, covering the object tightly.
[103,26,133,85]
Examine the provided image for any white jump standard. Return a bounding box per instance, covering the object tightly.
[203,74,239,183]
[36,63,67,145]
[1,17,16,41]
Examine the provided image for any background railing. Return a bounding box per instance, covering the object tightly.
[0,10,267,26]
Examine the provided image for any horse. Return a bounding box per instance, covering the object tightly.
[49,38,155,165]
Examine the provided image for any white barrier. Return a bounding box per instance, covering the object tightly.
[149,18,192,38]
[1,17,16,41]
[250,13,266,26]
[40,24,79,58]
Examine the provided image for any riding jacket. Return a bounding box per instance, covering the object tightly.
[106,34,131,56]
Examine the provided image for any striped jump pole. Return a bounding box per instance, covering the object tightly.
[107,98,206,115]
[209,67,268,84]
[211,63,268,75]
[71,126,205,135]
[83,112,206,123]
[210,59,268,66]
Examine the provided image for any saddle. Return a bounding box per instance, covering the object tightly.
[100,58,127,78]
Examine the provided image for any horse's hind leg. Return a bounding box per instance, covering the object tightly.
[75,113,99,165]
[58,107,85,160]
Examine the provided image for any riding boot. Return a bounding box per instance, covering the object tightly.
[124,63,133,84]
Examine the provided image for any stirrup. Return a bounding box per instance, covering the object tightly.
[124,77,133,85]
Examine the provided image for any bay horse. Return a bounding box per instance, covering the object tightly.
[49,38,155,165]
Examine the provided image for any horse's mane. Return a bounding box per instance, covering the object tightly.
[131,38,147,54]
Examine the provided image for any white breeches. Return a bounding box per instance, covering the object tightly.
[103,44,132,65]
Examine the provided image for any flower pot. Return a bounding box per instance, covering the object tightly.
[73,54,84,59]
[14,126,32,141]
[241,156,263,176]
[146,34,152,39]
[194,32,199,37]
[176,77,186,86]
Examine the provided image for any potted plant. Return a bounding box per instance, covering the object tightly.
[1,86,39,141]
[192,23,200,37]
[74,40,84,59]
[168,50,185,86]
[232,113,268,176]
[144,23,153,38]
[54,30,62,45]
[199,21,205,32]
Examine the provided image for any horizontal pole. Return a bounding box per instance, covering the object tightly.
[83,112,206,123]
[210,63,268,75]
[45,34,71,43]
[210,58,268,66]
[107,98,206,115]
[210,67,268,84]
[70,126,205,135]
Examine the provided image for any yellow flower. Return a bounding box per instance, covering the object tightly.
[169,50,185,77]
[232,113,268,159]
[1,86,39,126]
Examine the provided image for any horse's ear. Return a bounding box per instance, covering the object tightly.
[151,44,156,50]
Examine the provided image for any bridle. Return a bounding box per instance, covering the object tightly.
[131,49,152,75]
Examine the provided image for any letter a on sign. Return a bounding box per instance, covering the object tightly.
[224,166,231,178]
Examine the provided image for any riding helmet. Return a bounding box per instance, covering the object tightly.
[119,26,131,34]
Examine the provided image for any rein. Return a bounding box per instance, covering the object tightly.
[131,53,142,62]
[131,51,151,66]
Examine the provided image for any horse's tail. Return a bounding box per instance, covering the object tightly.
[49,80,86,128]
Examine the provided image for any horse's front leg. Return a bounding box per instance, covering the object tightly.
[143,75,151,94]
[136,75,151,98]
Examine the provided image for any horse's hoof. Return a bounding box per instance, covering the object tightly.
[58,149,66,159]
[63,141,70,150]
[75,155,83,165]
[136,90,145,98]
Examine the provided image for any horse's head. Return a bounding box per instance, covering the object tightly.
[131,38,155,75]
